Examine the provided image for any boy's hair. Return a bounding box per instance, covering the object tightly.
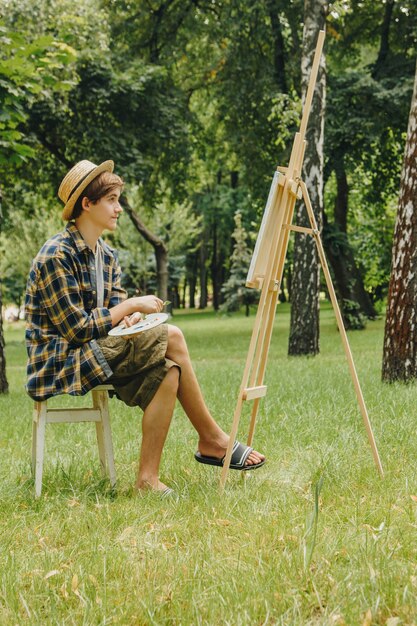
[71,171,124,220]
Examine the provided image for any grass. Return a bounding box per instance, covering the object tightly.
[1,303,417,625]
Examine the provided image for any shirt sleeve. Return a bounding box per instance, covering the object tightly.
[37,253,113,345]
[109,256,128,307]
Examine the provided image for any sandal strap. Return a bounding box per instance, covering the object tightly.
[229,441,253,468]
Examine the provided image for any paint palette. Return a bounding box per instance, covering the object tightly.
[108,313,169,337]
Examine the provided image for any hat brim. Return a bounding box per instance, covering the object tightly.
[62,160,114,221]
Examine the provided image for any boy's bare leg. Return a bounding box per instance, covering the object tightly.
[165,325,264,466]
[135,366,180,492]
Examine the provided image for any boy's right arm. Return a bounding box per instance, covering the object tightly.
[109,295,165,327]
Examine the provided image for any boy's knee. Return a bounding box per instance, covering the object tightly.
[167,324,185,347]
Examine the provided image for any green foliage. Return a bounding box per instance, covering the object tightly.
[0,0,415,316]
[348,167,398,302]
[341,299,367,330]
[221,211,259,316]
[0,18,76,164]
[0,188,62,305]
[326,70,412,174]
[108,188,201,297]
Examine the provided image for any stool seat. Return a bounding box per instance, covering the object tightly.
[32,385,116,497]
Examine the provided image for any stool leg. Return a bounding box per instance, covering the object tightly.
[31,411,37,476]
[94,399,107,476]
[93,390,116,487]
[33,401,47,498]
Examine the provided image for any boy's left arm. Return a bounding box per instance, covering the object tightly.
[109,256,128,308]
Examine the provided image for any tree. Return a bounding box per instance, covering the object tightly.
[322,0,416,326]
[288,0,327,356]
[0,188,7,393]
[1,0,416,324]
[116,189,200,301]
[0,17,76,394]
[25,27,192,300]
[382,61,417,382]
[0,197,62,306]
[221,211,259,316]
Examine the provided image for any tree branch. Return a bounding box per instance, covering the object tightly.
[372,0,395,79]
[34,132,72,168]
[121,196,167,253]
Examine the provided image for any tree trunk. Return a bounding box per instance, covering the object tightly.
[267,0,288,93]
[189,274,196,308]
[372,0,395,79]
[322,219,366,330]
[0,188,9,394]
[382,62,417,382]
[185,251,198,308]
[0,289,7,394]
[278,265,288,303]
[121,198,169,301]
[211,245,225,311]
[288,0,327,356]
[322,157,377,328]
[199,234,208,309]
[170,285,180,309]
[181,277,187,309]
[211,220,220,310]
[155,245,168,302]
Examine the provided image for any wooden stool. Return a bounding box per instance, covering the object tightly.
[31,385,116,497]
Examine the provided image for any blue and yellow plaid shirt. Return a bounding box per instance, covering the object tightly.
[25,223,127,401]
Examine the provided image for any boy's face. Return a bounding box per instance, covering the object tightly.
[82,188,123,232]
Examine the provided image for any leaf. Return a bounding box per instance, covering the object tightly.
[303,474,324,570]
[71,574,86,605]
[362,609,372,626]
[44,570,60,580]
[117,527,134,542]
[88,575,99,588]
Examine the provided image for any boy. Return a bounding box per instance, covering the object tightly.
[25,159,265,494]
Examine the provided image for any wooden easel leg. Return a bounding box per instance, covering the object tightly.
[220,32,332,491]
[220,185,300,491]
[247,398,260,446]
[300,181,384,477]
[246,295,279,447]
[246,202,297,449]
[220,395,245,491]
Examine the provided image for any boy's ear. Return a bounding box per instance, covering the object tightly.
[81,196,91,211]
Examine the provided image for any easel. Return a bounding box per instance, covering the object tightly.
[220,30,383,491]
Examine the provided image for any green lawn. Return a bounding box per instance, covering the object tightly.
[1,304,417,625]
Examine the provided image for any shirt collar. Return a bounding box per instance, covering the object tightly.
[65,222,114,257]
[65,222,91,254]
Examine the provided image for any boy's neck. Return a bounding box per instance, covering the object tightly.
[74,217,102,252]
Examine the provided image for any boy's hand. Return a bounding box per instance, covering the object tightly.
[122,311,143,328]
[131,295,165,315]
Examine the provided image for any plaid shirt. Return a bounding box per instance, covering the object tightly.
[25,223,127,401]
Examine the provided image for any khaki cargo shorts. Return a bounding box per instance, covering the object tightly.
[97,324,180,410]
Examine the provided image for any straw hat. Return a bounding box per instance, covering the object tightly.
[58,159,114,220]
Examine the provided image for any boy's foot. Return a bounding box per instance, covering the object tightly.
[196,439,265,470]
[136,479,175,496]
